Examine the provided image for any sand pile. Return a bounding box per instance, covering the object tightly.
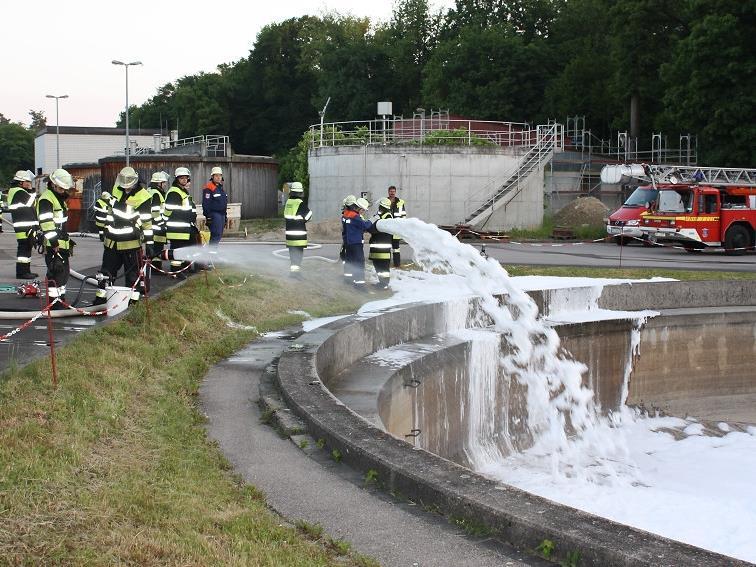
[553,197,609,228]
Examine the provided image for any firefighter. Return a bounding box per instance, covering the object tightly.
[36,169,74,307]
[7,170,39,279]
[202,166,228,245]
[283,182,312,275]
[340,195,357,282]
[164,166,197,277]
[93,167,153,305]
[342,197,372,289]
[368,198,394,289]
[147,171,169,272]
[92,189,112,241]
[387,185,406,267]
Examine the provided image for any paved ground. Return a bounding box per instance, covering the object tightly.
[200,337,546,567]
[0,222,180,373]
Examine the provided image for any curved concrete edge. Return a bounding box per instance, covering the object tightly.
[276,288,754,567]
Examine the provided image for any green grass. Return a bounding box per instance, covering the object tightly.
[0,267,371,565]
[504,264,756,281]
[506,216,606,240]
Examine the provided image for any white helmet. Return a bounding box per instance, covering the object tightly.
[13,170,34,183]
[150,171,169,184]
[378,197,392,209]
[116,166,139,189]
[49,168,74,190]
[100,190,112,200]
[289,181,304,194]
[210,166,223,176]
[174,167,191,178]
[355,197,370,210]
[342,194,357,207]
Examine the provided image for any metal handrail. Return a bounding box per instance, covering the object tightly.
[309,118,532,149]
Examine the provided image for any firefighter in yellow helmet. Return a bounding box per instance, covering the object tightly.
[36,169,74,307]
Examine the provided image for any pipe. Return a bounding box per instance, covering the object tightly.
[69,268,99,286]
[0,304,104,319]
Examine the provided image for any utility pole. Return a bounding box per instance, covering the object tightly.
[112,60,143,166]
[45,94,68,169]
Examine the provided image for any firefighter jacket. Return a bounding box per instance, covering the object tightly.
[36,189,70,250]
[284,197,312,247]
[389,197,406,242]
[164,185,197,241]
[93,194,111,237]
[7,185,39,240]
[148,185,167,243]
[104,185,153,251]
[342,208,372,245]
[202,181,228,217]
[368,209,394,260]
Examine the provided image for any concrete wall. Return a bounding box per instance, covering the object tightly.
[308,145,545,230]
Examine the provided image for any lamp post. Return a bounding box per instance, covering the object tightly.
[112,60,142,166]
[45,94,68,169]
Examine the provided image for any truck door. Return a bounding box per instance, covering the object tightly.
[697,191,720,243]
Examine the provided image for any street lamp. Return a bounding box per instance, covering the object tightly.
[112,60,142,166]
[45,94,68,169]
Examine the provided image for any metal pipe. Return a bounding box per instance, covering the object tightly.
[112,60,142,165]
[45,94,68,168]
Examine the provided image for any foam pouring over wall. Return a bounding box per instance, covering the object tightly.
[376,218,633,483]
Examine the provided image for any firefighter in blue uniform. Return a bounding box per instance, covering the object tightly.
[341,197,372,289]
[202,166,228,245]
[283,182,312,275]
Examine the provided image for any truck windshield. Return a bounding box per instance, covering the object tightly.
[658,189,693,213]
[623,187,658,207]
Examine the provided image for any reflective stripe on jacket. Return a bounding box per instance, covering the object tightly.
[369,210,394,260]
[7,186,38,239]
[390,197,406,241]
[36,189,69,250]
[164,185,196,241]
[149,186,167,243]
[284,198,312,247]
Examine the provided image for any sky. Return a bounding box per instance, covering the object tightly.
[2,0,455,128]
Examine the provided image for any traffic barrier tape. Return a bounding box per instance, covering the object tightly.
[0,299,59,341]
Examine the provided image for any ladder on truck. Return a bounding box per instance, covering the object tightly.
[602,164,756,187]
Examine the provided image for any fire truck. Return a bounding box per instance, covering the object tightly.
[601,164,756,254]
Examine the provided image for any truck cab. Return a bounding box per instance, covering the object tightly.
[606,185,658,245]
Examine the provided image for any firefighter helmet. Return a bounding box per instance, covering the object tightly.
[378,197,391,209]
[211,166,223,176]
[49,168,73,190]
[174,167,191,178]
[289,182,304,195]
[343,194,357,207]
[116,166,139,189]
[13,170,34,183]
[355,197,370,210]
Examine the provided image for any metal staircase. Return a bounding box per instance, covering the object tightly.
[463,123,562,226]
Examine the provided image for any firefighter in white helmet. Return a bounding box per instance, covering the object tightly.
[368,197,394,289]
[36,169,74,307]
[163,167,197,277]
[341,197,373,289]
[283,182,312,275]
[147,171,169,272]
[202,166,228,245]
[7,170,39,279]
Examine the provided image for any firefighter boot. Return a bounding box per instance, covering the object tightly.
[16,263,39,280]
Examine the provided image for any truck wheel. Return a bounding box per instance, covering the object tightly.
[724,225,751,255]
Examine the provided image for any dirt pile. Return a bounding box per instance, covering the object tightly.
[553,197,609,228]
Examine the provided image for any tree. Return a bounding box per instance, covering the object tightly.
[659,1,756,166]
[0,121,34,183]
[28,110,47,130]
[422,24,550,121]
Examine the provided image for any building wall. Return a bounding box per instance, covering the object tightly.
[35,133,161,174]
[308,145,545,230]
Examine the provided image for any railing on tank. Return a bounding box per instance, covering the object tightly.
[161,135,230,157]
[565,129,698,166]
[308,118,540,149]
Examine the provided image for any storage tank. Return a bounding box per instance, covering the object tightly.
[99,154,279,219]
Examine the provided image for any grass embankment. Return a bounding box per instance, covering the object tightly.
[0,268,371,565]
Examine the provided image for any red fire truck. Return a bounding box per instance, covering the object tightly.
[601,164,756,254]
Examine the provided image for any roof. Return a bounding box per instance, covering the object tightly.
[36,126,163,138]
